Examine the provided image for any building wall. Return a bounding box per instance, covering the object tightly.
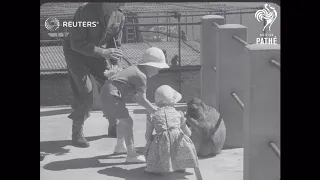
[40,76,74,106]
[40,68,201,108]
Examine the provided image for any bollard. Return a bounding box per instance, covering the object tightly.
[200,15,225,108]
[243,44,280,180]
[216,24,247,148]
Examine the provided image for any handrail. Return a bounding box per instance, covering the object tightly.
[269,142,280,159]
[231,92,244,110]
[233,35,249,46]
[270,60,280,68]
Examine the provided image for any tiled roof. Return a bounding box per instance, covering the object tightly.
[40,41,201,76]
[40,46,66,70]
[40,2,262,21]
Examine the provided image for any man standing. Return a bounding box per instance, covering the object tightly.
[63,2,125,148]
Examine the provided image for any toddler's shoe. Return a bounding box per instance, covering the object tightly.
[126,153,146,163]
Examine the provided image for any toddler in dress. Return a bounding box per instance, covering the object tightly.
[144,85,202,179]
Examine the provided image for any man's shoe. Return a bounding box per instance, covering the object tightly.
[175,169,186,173]
[40,154,45,161]
[72,121,89,148]
[72,133,89,148]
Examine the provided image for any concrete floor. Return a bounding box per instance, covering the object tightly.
[40,104,243,180]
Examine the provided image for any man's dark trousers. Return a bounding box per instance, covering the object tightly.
[63,43,117,148]
[61,3,125,147]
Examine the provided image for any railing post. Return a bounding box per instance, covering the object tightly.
[166,12,170,42]
[216,24,247,148]
[200,15,225,108]
[243,44,280,180]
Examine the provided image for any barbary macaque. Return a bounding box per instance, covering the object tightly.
[186,98,226,158]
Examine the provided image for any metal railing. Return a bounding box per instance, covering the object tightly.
[40,8,259,42]
[269,142,280,159]
[270,60,280,68]
[233,35,250,46]
[212,66,216,72]
[231,92,244,110]
[125,22,201,27]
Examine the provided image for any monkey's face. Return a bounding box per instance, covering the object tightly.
[186,98,206,120]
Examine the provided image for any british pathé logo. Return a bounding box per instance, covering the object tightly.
[256,33,277,45]
[254,4,278,45]
[255,4,277,32]
[45,17,99,31]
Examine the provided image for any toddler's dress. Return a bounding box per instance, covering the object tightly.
[145,106,199,173]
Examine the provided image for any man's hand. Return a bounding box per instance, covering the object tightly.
[103,65,123,78]
[101,48,123,61]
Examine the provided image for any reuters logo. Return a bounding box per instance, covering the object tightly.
[44,17,99,31]
[45,17,60,31]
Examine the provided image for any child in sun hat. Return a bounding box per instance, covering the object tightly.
[99,47,169,163]
[144,85,199,174]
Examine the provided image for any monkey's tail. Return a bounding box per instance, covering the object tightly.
[208,115,223,139]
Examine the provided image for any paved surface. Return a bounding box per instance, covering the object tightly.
[40,104,243,180]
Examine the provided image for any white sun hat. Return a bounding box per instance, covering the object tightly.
[155,85,182,106]
[138,47,170,69]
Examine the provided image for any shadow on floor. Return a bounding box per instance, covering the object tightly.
[222,145,242,150]
[132,109,148,115]
[132,106,187,115]
[40,134,111,154]
[40,108,73,117]
[43,149,145,171]
[98,166,192,180]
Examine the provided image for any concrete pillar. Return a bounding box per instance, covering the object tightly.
[243,44,280,180]
[216,24,247,148]
[200,15,225,108]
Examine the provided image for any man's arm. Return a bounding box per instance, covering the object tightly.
[69,6,105,58]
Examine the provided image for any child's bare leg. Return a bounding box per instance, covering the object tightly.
[114,119,127,154]
[118,116,134,152]
[118,116,146,162]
